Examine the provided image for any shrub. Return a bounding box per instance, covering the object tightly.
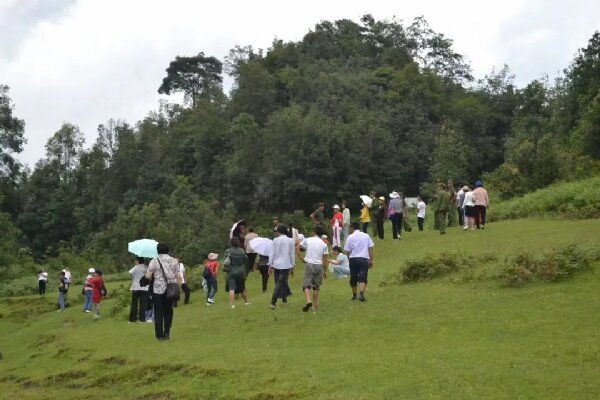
[502,244,597,286]
[401,252,470,282]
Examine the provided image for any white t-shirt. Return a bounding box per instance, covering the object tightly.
[62,269,71,283]
[178,263,186,284]
[344,231,374,259]
[301,236,329,265]
[336,253,349,268]
[417,201,426,218]
[463,191,475,207]
[38,272,48,281]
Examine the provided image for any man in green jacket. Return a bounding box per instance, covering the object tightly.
[433,183,450,235]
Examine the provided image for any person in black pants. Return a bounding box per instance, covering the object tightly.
[376,197,386,240]
[145,243,181,341]
[257,255,270,292]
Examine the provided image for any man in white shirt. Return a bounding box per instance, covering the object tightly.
[269,225,296,309]
[300,225,329,312]
[417,196,426,231]
[344,222,374,302]
[128,258,148,322]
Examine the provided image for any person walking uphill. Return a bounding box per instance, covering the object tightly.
[369,192,379,237]
[145,243,181,340]
[90,270,105,320]
[204,253,219,305]
[300,225,329,312]
[269,225,296,309]
[57,272,68,311]
[473,180,489,229]
[129,258,148,322]
[375,197,386,240]
[224,237,250,309]
[37,270,48,296]
[433,183,450,235]
[344,222,374,302]
[83,268,95,313]
[388,192,403,239]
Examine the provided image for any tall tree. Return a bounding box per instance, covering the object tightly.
[158,52,223,106]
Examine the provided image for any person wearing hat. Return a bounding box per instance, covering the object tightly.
[128,258,148,322]
[388,191,404,240]
[205,253,219,305]
[375,196,387,240]
[432,183,450,235]
[473,180,489,229]
[83,267,96,313]
[330,204,344,247]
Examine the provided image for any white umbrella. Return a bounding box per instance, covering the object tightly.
[229,219,246,239]
[248,237,273,257]
[360,195,373,208]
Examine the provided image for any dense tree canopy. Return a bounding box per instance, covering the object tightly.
[1,15,599,269]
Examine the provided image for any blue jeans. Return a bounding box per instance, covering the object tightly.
[84,290,93,311]
[206,276,218,300]
[58,292,65,310]
[333,266,350,279]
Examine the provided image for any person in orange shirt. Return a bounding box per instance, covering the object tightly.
[330,204,344,247]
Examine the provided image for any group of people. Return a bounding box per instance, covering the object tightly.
[45,181,489,342]
[431,180,490,234]
[126,218,375,341]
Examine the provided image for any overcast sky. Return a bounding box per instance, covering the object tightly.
[1,0,599,167]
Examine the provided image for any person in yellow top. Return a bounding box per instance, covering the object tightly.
[359,203,371,233]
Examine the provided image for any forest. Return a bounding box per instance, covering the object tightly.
[1,15,600,275]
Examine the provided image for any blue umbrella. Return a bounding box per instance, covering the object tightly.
[128,239,159,258]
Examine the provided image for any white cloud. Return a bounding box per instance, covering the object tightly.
[0,0,598,166]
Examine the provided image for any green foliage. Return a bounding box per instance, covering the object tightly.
[502,244,599,286]
[158,52,223,105]
[489,176,600,221]
[400,252,470,282]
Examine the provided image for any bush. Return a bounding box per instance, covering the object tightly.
[502,244,599,286]
[401,252,471,282]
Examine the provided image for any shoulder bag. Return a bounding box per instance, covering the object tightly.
[157,258,180,300]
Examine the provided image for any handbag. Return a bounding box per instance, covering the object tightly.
[223,252,231,273]
[202,267,212,279]
[157,258,180,300]
[387,207,396,219]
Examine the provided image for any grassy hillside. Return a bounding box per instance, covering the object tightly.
[489,176,600,221]
[1,218,600,399]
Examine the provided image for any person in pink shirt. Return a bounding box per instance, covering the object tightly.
[472,180,489,230]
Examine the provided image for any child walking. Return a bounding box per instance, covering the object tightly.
[205,253,219,305]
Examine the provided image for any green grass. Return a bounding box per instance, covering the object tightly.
[1,218,600,399]
[489,175,600,221]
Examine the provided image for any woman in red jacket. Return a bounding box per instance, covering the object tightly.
[91,270,105,320]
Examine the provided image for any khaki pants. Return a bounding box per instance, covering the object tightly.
[436,211,448,234]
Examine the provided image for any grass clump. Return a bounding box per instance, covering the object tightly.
[400,252,473,282]
[502,244,600,286]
